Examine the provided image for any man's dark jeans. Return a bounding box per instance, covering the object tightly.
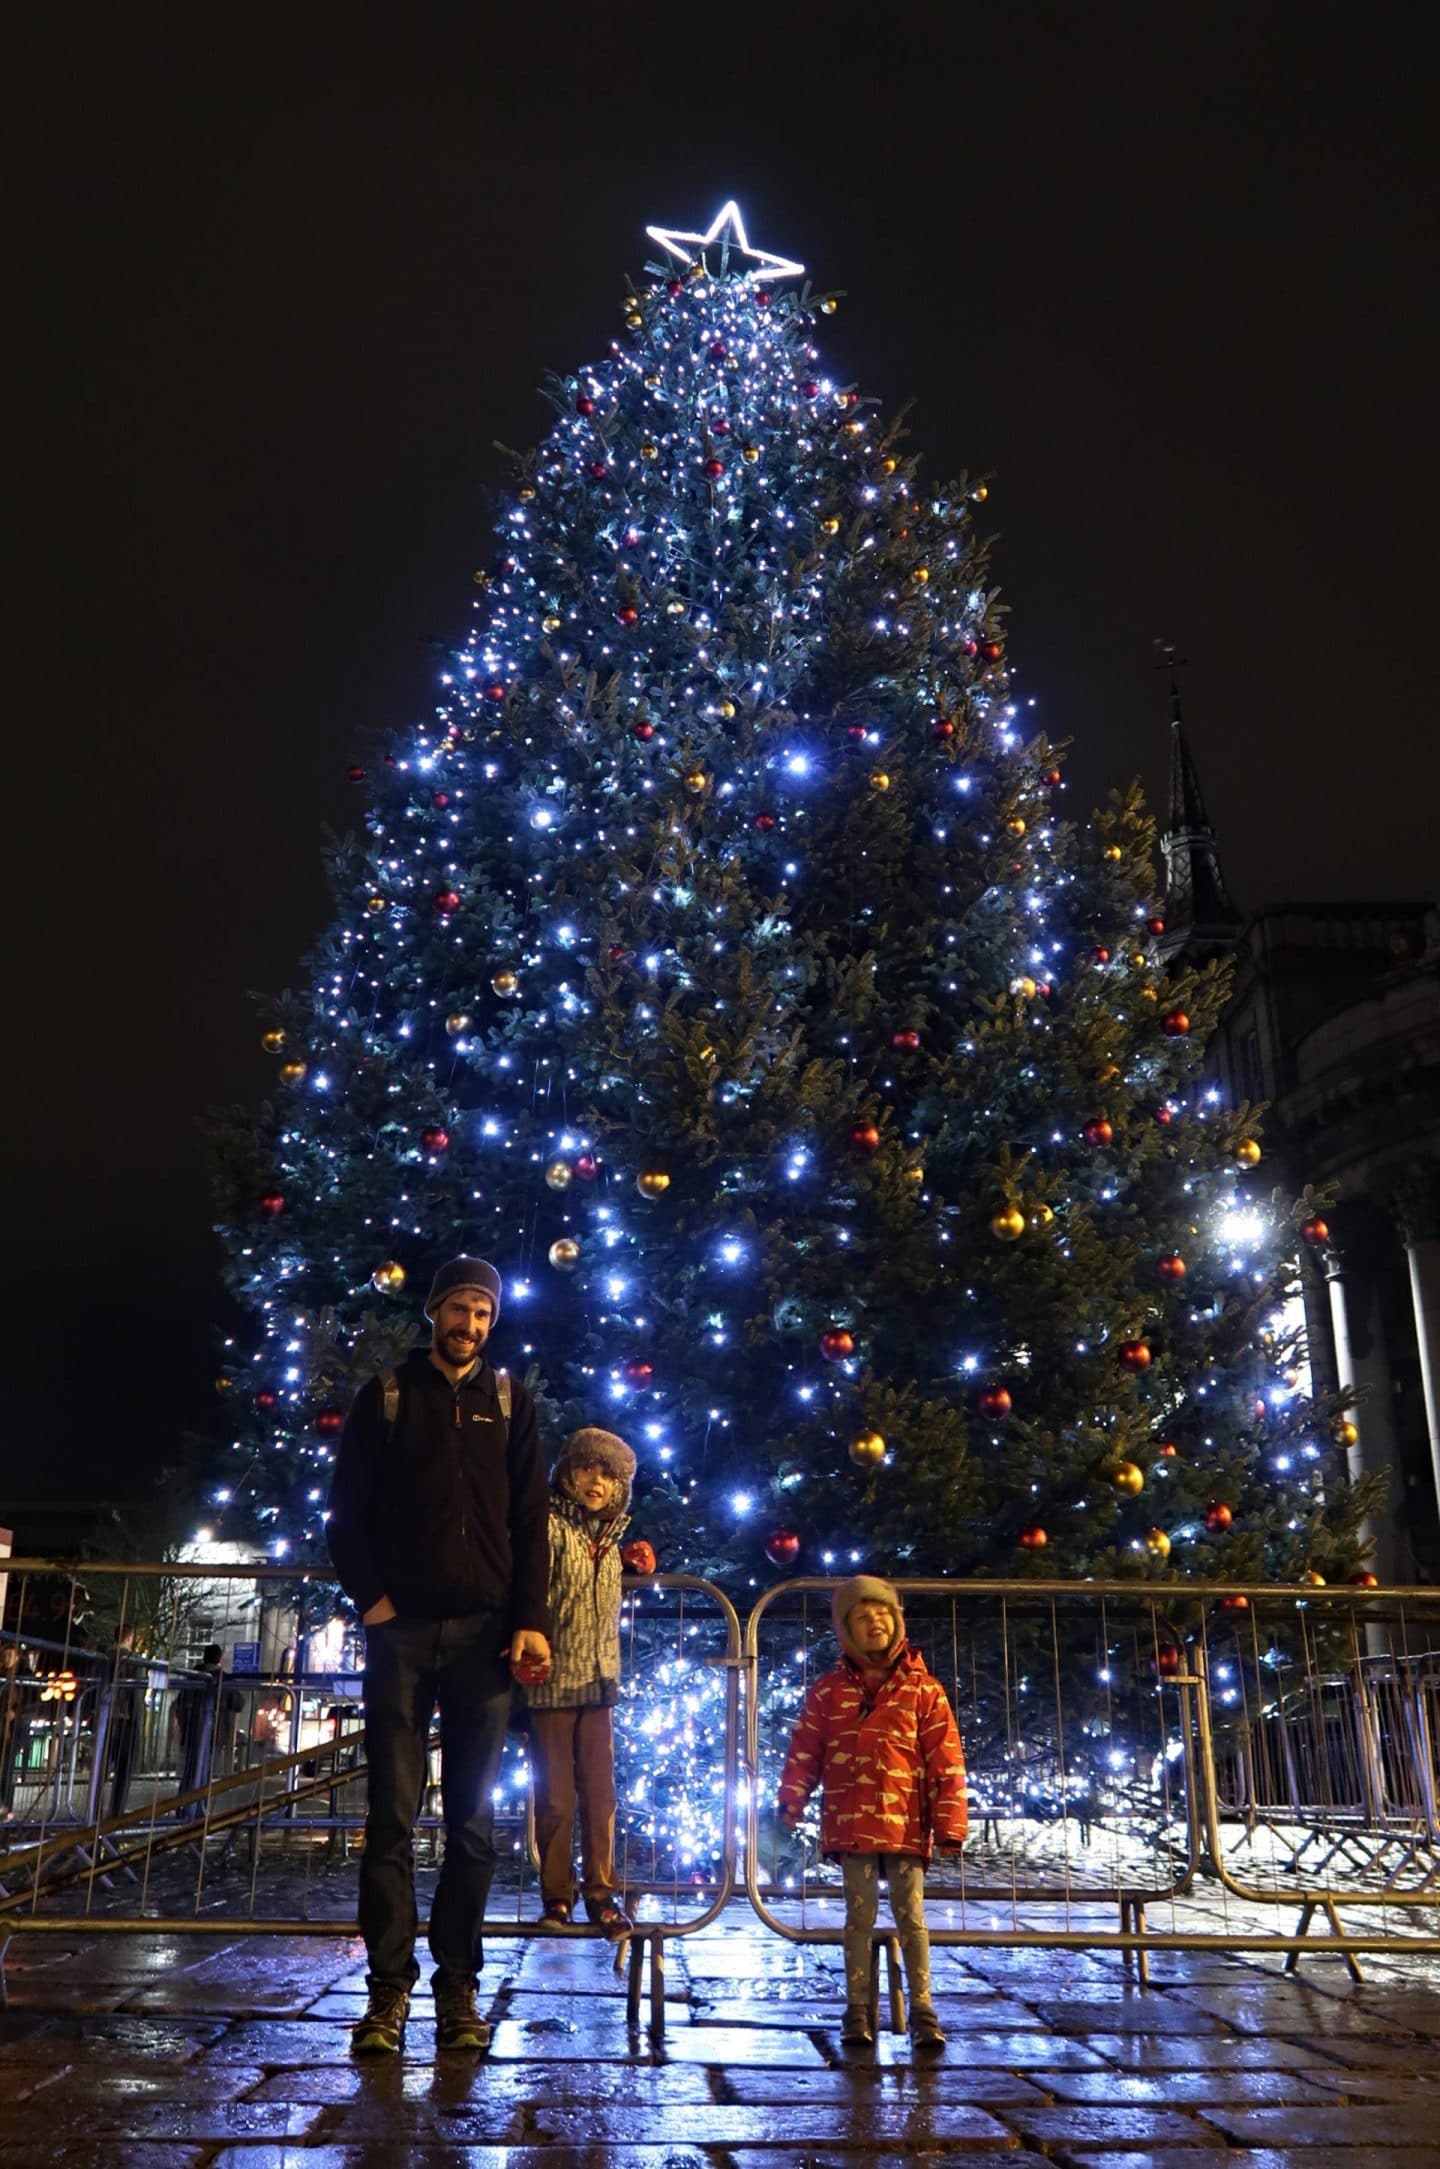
[359,1610,511,1992]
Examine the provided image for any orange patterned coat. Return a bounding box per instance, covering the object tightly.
[777,1643,969,1862]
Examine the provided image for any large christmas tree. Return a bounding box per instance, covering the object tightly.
[212,203,1377,1603]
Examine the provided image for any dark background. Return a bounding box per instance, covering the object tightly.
[10,5,1437,1509]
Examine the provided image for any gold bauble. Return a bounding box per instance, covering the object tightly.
[542,613,562,634]
[880,457,898,475]
[666,597,687,616]
[1098,1062,1121,1083]
[1007,816,1027,836]
[371,1260,407,1295]
[365,894,387,915]
[820,297,839,314]
[912,565,930,584]
[544,1159,573,1192]
[1104,844,1123,862]
[260,1028,286,1054]
[445,1011,473,1038]
[990,1207,1026,1242]
[491,970,520,997]
[215,1373,236,1394]
[902,1165,925,1188]
[644,371,662,387]
[1233,1138,1262,1166]
[1145,1527,1172,1559]
[1131,951,1147,969]
[278,1060,307,1086]
[1010,975,1037,999]
[640,440,659,460]
[625,312,643,331]
[684,770,708,793]
[848,1429,886,1467]
[548,1238,581,1272]
[820,517,840,535]
[518,485,536,502]
[718,699,737,719]
[843,418,864,436]
[970,483,989,503]
[636,1169,672,1199]
[1335,1419,1360,1448]
[1301,1568,1327,1588]
[1111,1461,1145,1496]
[869,770,891,792]
[742,444,761,463]
[1028,1202,1055,1230]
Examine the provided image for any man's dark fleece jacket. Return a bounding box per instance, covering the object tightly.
[326,1348,549,1630]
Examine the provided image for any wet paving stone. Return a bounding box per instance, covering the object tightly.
[0,2103,324,2146]
[485,2018,661,2063]
[0,2015,227,2062]
[655,2023,829,2067]
[1013,2102,1225,2148]
[1065,2154,1440,2169]
[206,2019,361,2064]
[1087,2032,1337,2069]
[1170,1983,1431,2035]
[1202,2103,1440,2146]
[1302,2068,1440,2103]
[0,2148,206,2168]
[533,2100,1019,2146]
[1034,1994,1231,2033]
[6,2064,268,2104]
[721,2063,1051,2105]
[1042,2067,1341,2105]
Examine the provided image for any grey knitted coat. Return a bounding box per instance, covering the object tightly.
[525,1491,631,1708]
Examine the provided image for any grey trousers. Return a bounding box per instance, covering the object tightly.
[840,1852,932,2009]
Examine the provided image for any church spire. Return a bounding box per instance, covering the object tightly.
[1155,642,1243,960]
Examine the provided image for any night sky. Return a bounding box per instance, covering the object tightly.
[12,8,1437,1507]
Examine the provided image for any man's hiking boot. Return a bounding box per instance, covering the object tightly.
[351,1983,409,2055]
[434,1976,490,2052]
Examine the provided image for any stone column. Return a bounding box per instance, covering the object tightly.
[1395,1177,1440,1542]
[1324,1235,1413,1585]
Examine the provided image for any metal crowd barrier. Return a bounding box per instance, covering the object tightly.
[3,1563,1438,2035]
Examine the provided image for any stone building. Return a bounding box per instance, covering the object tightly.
[1159,677,1440,1582]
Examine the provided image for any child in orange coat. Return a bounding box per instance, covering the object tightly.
[777,1574,967,2049]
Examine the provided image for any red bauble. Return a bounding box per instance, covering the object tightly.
[434,889,461,915]
[347,763,366,783]
[1041,767,1062,786]
[1084,1117,1114,1148]
[622,1360,654,1389]
[1148,917,1166,937]
[485,682,507,702]
[574,1154,598,1181]
[1091,946,1111,965]
[577,394,596,415]
[633,722,655,741]
[932,716,956,739]
[1301,1216,1331,1246]
[315,1408,345,1437]
[258,1191,285,1221]
[1017,1525,1048,1549]
[432,792,450,810]
[1119,1339,1153,1373]
[846,723,868,742]
[1158,1441,1178,1458]
[703,457,725,479]
[977,1385,1012,1419]
[891,1028,921,1051]
[961,636,979,657]
[1154,1643,1183,1679]
[1157,1253,1187,1285]
[606,946,630,965]
[1154,1106,1175,1127]
[1206,1502,1234,1532]
[668,279,684,297]
[754,812,776,831]
[709,340,728,360]
[618,605,639,626]
[1219,1594,1250,1612]
[254,1389,279,1413]
[1162,1010,1190,1037]
[420,1127,450,1154]
[621,1539,657,1575]
[754,289,771,306]
[820,1329,855,1362]
[765,1527,801,1566]
[589,461,609,480]
[979,639,1004,662]
[1351,1571,1380,1589]
[712,417,731,435]
[850,1122,881,1155]
[800,379,820,398]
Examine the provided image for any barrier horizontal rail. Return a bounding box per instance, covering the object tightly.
[4,1561,1439,2025]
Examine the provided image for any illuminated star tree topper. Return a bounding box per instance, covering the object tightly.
[644,199,805,284]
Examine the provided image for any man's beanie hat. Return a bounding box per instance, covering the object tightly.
[425,1256,503,1322]
[831,1573,905,1643]
[552,1427,637,1487]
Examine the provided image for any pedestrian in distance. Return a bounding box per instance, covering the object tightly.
[327,1255,551,2055]
[777,1575,968,2052]
[526,1427,643,1940]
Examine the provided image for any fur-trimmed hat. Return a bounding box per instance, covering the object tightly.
[425,1256,502,1323]
[552,1427,637,1507]
[831,1573,905,1661]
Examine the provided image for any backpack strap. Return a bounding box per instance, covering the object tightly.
[495,1367,511,1430]
[379,1369,401,1431]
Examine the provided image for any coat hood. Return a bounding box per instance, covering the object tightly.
[551,1426,636,1512]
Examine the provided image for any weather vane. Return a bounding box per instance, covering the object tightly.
[645,201,805,284]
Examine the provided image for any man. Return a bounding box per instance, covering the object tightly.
[327,1256,550,2056]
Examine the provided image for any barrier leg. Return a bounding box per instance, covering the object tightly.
[626,1929,645,2029]
[1286,1900,1364,1983]
[884,1934,906,2036]
[648,1934,665,2043]
[1134,1901,1149,1988]
[866,1938,881,2036]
